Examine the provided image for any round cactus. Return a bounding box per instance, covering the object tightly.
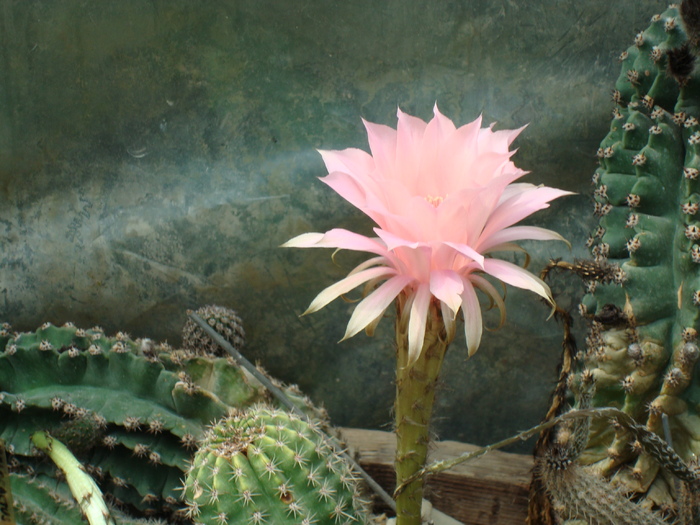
[183,406,370,525]
[182,305,245,357]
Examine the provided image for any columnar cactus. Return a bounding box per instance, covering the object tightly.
[543,0,700,517]
[183,406,370,525]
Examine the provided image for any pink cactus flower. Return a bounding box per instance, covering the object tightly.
[284,105,572,363]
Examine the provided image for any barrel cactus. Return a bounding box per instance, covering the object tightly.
[182,405,370,525]
[535,1,700,521]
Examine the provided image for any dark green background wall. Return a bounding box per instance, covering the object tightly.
[0,1,664,447]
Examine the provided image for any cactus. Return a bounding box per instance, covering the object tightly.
[536,376,700,524]
[182,405,370,525]
[182,306,245,357]
[0,320,329,522]
[535,0,700,518]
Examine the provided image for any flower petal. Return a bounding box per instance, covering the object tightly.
[443,241,485,268]
[407,284,432,364]
[363,120,397,177]
[478,225,571,253]
[282,228,389,257]
[304,266,397,315]
[318,148,375,180]
[341,275,413,341]
[482,258,553,304]
[429,270,464,317]
[460,279,483,357]
[439,300,457,344]
[470,274,506,330]
[480,186,574,241]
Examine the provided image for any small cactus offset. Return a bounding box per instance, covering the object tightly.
[183,405,370,525]
[182,306,245,357]
[536,0,700,519]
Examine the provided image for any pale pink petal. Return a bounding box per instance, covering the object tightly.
[435,114,483,193]
[478,124,527,155]
[460,279,483,357]
[283,229,388,257]
[321,171,398,229]
[349,256,391,275]
[443,242,485,268]
[482,258,553,303]
[374,228,428,251]
[429,270,464,316]
[407,284,432,364]
[320,171,372,211]
[477,226,571,253]
[341,275,413,341]
[281,232,326,248]
[304,266,397,315]
[417,107,457,195]
[390,244,433,283]
[480,242,530,257]
[318,148,375,179]
[470,274,506,329]
[395,109,428,190]
[440,300,457,343]
[363,120,398,177]
[479,187,574,242]
[497,182,535,203]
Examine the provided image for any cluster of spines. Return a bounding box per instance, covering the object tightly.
[183,406,369,525]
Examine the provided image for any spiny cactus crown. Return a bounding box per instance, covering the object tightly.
[183,405,370,525]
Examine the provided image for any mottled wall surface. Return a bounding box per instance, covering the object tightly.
[0,1,663,446]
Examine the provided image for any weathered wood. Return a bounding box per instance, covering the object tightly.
[341,428,533,525]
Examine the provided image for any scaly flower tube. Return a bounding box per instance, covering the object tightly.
[284,105,572,524]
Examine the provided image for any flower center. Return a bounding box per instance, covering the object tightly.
[424,195,445,207]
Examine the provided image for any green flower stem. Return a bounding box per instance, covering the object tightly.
[30,432,115,525]
[394,296,449,525]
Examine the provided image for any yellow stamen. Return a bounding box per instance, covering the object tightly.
[424,195,444,207]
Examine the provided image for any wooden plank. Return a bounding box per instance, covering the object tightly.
[340,428,533,525]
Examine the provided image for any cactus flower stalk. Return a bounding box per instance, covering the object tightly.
[284,105,571,524]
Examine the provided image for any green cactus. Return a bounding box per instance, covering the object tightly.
[0,320,328,522]
[540,0,700,516]
[182,405,370,525]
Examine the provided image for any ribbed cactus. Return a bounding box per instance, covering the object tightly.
[182,306,245,357]
[545,0,700,517]
[183,405,369,525]
[0,319,328,523]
